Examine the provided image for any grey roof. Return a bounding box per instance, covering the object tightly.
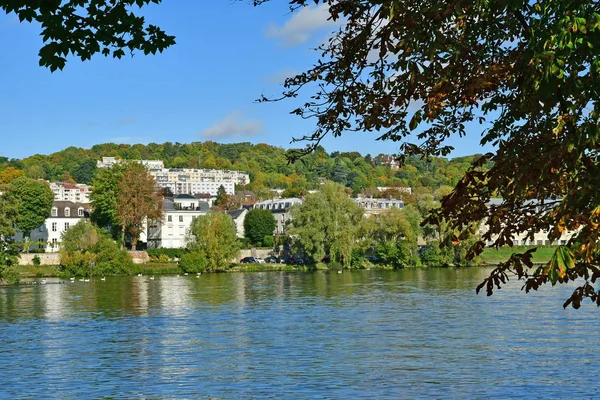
[51,201,91,218]
[174,194,196,200]
[227,209,246,219]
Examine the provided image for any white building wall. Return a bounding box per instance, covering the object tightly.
[12,216,87,253]
[159,210,207,248]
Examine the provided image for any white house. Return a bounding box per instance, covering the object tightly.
[12,201,91,252]
[146,194,210,248]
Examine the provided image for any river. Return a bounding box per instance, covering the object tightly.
[0,268,598,399]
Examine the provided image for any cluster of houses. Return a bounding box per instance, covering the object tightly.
[15,156,575,254]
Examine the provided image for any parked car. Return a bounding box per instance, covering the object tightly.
[255,258,266,264]
[240,257,257,263]
[287,256,305,265]
[265,256,280,263]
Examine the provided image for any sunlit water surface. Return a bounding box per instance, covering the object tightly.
[1,268,598,399]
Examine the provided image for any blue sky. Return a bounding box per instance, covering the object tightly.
[0,1,492,160]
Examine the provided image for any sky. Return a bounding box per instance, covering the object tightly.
[0,1,493,160]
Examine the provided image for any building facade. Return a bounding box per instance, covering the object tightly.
[227,209,248,238]
[146,195,210,248]
[353,197,405,216]
[12,201,91,253]
[50,182,91,203]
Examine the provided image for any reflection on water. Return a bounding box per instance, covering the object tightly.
[0,268,598,398]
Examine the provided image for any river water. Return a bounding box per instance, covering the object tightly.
[0,268,598,399]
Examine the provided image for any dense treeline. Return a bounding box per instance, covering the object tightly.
[0,142,483,197]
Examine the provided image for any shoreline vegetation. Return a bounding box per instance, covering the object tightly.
[6,246,555,281]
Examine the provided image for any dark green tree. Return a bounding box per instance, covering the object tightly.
[10,177,54,250]
[71,158,97,184]
[215,185,227,206]
[244,209,276,245]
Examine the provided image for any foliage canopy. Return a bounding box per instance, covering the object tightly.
[244,209,276,245]
[258,0,600,308]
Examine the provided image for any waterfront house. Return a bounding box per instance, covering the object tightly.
[146,194,210,248]
[11,201,91,252]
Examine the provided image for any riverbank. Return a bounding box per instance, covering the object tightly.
[7,246,554,279]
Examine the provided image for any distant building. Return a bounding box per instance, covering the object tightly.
[377,186,412,195]
[480,198,577,246]
[146,194,210,249]
[96,157,164,170]
[254,198,303,235]
[11,201,91,253]
[50,182,91,203]
[377,155,401,169]
[96,157,250,196]
[353,197,404,216]
[227,209,249,238]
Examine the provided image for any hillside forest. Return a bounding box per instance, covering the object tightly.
[0,141,484,208]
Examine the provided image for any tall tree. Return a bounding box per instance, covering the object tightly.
[259,0,600,307]
[10,177,54,250]
[0,187,19,270]
[244,209,276,245]
[360,208,418,267]
[116,163,164,250]
[185,212,239,272]
[215,185,227,206]
[90,163,126,230]
[1,0,175,71]
[289,182,363,266]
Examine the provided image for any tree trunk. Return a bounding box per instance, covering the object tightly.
[120,227,125,250]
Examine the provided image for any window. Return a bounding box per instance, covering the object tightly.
[51,238,57,246]
[52,222,57,232]
[78,208,84,217]
[168,215,172,222]
[64,208,70,217]
[51,207,57,217]
[64,222,70,230]
[179,215,184,222]
[561,240,567,245]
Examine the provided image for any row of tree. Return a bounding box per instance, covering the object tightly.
[287,182,477,269]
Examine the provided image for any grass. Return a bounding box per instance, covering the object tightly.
[479,246,556,264]
[13,264,59,278]
[142,262,182,275]
[230,263,314,272]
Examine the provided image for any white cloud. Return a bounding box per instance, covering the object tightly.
[266,4,339,46]
[200,111,264,139]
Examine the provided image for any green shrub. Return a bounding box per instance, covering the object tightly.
[146,248,187,260]
[2,269,20,285]
[262,235,274,248]
[158,254,170,263]
[179,252,208,273]
[32,255,41,266]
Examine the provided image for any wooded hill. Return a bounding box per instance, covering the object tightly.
[0,141,483,200]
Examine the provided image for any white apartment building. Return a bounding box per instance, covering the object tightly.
[97,157,164,170]
[254,198,303,235]
[50,182,91,203]
[12,201,91,253]
[97,157,250,196]
[146,194,210,248]
[153,176,235,197]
